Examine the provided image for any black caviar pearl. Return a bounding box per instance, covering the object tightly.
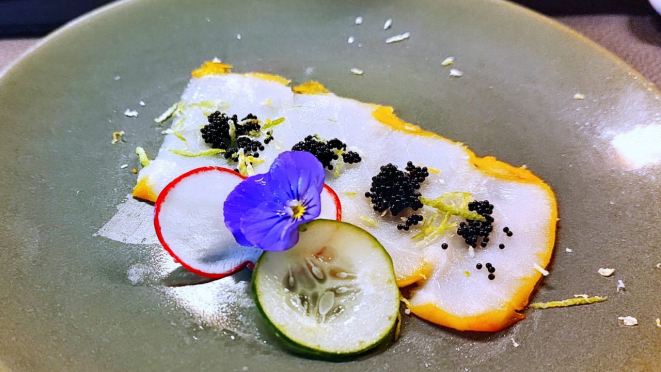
[456,199,496,248]
[365,162,428,231]
[486,262,492,268]
[201,111,266,160]
[476,263,483,269]
[499,243,505,249]
[506,231,513,237]
[503,227,510,233]
[488,266,496,273]
[488,274,495,280]
[441,243,448,250]
[293,136,361,171]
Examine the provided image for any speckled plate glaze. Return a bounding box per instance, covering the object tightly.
[1,0,660,371]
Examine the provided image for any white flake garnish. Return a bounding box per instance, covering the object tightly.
[565,248,573,253]
[355,16,363,25]
[161,129,174,135]
[386,32,410,44]
[656,318,661,328]
[511,338,519,347]
[598,268,615,277]
[305,66,314,76]
[656,263,661,269]
[573,93,585,100]
[617,280,625,292]
[441,57,454,66]
[450,69,463,77]
[534,263,549,276]
[114,75,121,81]
[618,316,638,326]
[468,245,475,257]
[120,164,129,169]
[206,17,211,23]
[212,57,222,63]
[573,294,589,299]
[358,43,362,47]
[139,100,146,107]
[236,34,242,40]
[350,68,364,76]
[383,19,392,30]
[124,109,138,118]
[348,36,355,44]
[404,308,411,315]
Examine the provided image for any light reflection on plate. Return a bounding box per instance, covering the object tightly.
[128,246,264,342]
[611,125,661,169]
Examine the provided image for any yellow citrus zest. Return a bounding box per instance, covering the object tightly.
[292,81,330,95]
[245,73,291,85]
[191,61,233,78]
[132,178,157,202]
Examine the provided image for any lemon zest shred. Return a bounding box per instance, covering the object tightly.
[400,297,412,313]
[262,117,285,130]
[420,195,485,221]
[529,296,607,309]
[413,192,479,242]
[395,311,402,341]
[172,118,188,144]
[111,131,125,144]
[169,149,225,157]
[135,147,150,167]
[428,167,441,174]
[188,101,217,109]
[237,150,265,177]
[463,271,471,277]
[360,216,378,227]
[333,150,344,179]
[343,192,356,197]
[154,102,179,123]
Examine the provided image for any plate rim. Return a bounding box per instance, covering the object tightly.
[0,0,658,98]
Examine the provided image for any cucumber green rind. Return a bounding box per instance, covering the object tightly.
[252,219,400,359]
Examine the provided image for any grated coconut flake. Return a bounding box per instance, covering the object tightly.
[441,57,454,66]
[386,32,410,44]
[534,263,549,276]
[598,268,615,277]
[618,316,638,326]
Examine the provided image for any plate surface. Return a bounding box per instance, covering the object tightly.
[1,0,660,371]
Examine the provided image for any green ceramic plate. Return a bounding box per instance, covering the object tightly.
[1,0,660,371]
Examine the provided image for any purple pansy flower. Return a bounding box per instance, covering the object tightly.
[224,151,325,251]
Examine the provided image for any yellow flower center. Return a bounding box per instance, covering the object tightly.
[287,200,306,219]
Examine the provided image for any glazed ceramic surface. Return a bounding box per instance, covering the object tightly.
[0,0,660,371]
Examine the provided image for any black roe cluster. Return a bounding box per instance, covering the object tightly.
[291,136,362,170]
[398,214,423,231]
[457,200,495,248]
[365,162,429,229]
[200,111,265,160]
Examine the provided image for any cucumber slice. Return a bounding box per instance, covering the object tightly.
[253,219,400,357]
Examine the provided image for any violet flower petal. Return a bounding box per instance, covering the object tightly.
[223,174,272,246]
[268,151,325,203]
[239,202,300,251]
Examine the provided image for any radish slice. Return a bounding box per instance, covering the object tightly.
[154,166,342,279]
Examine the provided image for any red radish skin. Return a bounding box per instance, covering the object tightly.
[154,166,342,279]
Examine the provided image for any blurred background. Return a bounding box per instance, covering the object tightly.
[0,0,660,84]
